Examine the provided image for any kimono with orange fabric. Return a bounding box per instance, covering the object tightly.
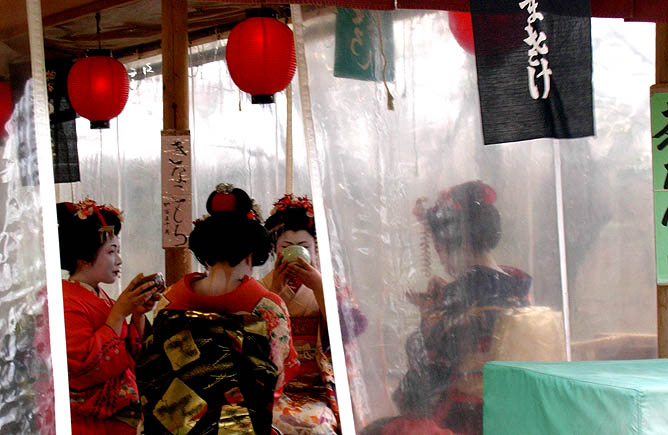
[156,272,300,399]
[63,279,143,434]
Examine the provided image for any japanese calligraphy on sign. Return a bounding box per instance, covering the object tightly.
[161,133,192,248]
[651,86,668,283]
[333,8,394,82]
[519,0,552,100]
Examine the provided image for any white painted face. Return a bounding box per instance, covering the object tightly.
[84,235,122,285]
[276,230,316,266]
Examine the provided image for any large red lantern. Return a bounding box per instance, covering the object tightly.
[449,12,475,54]
[448,11,525,56]
[0,82,12,137]
[67,50,129,129]
[226,8,296,104]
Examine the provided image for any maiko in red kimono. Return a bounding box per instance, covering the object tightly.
[63,279,142,434]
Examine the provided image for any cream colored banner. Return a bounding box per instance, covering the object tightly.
[161,132,192,248]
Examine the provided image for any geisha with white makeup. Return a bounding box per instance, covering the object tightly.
[262,194,368,435]
[55,199,161,434]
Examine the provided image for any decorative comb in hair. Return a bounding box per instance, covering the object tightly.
[269,193,315,229]
[65,198,123,243]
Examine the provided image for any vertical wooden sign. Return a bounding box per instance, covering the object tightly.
[161,131,191,248]
[651,85,668,283]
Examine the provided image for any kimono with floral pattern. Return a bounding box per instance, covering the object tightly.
[62,279,142,434]
[261,274,368,434]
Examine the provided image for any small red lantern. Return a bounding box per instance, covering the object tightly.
[226,8,296,104]
[67,50,129,129]
[0,82,12,137]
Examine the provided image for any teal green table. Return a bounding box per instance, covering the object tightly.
[483,359,668,435]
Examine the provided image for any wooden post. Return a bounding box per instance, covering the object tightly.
[657,22,668,358]
[162,0,191,286]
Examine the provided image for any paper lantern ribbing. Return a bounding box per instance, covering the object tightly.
[0,82,12,137]
[226,12,296,104]
[67,54,129,129]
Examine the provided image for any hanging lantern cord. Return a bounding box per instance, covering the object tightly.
[373,11,394,111]
[95,12,102,50]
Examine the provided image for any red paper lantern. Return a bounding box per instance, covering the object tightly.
[67,51,129,129]
[448,11,525,55]
[449,12,475,54]
[226,9,296,104]
[0,82,12,137]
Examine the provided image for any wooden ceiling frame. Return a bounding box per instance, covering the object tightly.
[41,0,142,28]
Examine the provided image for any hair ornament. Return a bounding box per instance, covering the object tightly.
[270,193,314,228]
[208,183,263,223]
[413,198,432,277]
[435,180,496,211]
[193,214,210,225]
[65,198,123,243]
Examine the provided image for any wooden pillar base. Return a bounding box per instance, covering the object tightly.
[165,247,191,287]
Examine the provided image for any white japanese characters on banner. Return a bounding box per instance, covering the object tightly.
[519,0,552,100]
[161,132,192,248]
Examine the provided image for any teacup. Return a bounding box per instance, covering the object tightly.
[281,245,311,264]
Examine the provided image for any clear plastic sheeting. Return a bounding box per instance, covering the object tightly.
[64,10,656,433]
[297,10,656,430]
[0,5,57,433]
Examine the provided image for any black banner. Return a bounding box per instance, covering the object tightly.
[46,58,80,183]
[471,0,594,145]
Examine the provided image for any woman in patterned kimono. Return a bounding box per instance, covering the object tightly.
[137,184,299,435]
[262,194,368,434]
[56,199,162,434]
[363,181,531,435]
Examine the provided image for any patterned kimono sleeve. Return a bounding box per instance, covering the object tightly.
[125,320,143,359]
[253,296,300,400]
[335,276,368,345]
[65,303,136,390]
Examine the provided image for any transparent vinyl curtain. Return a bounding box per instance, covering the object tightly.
[1,0,67,432]
[297,10,656,428]
[63,10,656,432]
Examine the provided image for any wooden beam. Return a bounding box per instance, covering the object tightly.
[42,0,141,28]
[0,0,139,42]
[658,23,668,84]
[162,0,191,286]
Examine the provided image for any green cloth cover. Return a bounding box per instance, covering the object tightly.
[483,359,668,435]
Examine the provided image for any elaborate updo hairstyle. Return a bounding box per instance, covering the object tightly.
[189,184,271,267]
[426,180,501,254]
[264,194,316,250]
[56,200,123,275]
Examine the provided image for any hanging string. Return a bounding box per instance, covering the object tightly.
[95,12,102,50]
[285,83,293,194]
[373,11,394,111]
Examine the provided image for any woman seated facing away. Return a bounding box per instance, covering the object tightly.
[56,199,161,434]
[262,194,368,435]
[137,184,299,435]
[364,181,531,435]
